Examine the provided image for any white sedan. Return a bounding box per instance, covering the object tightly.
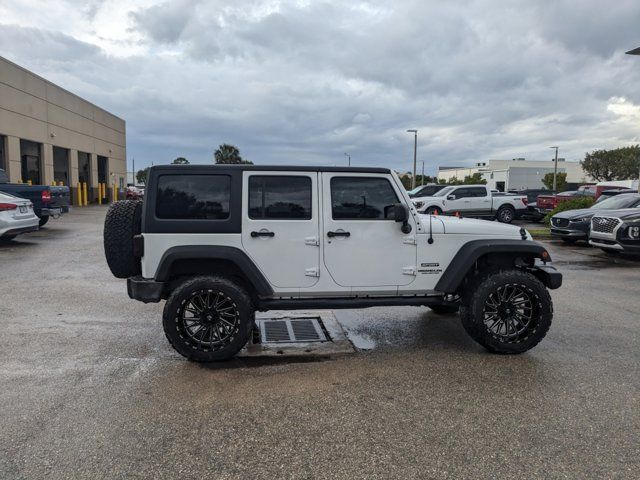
[0,191,39,241]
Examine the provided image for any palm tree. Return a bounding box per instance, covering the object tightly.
[214,144,253,164]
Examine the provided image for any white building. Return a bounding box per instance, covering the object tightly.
[438,159,592,191]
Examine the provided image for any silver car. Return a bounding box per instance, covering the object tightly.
[0,191,39,241]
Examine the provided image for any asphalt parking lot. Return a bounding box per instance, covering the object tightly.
[1,207,638,479]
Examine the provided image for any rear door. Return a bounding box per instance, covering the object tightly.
[241,172,320,289]
[321,173,416,288]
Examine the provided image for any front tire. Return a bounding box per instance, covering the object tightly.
[163,276,254,362]
[496,206,515,223]
[460,270,552,354]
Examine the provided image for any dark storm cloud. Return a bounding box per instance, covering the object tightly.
[1,0,640,172]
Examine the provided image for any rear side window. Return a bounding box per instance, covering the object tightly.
[248,176,312,219]
[469,187,487,197]
[331,177,399,219]
[156,174,230,219]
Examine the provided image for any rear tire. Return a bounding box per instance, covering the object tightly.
[0,235,17,242]
[163,276,254,362]
[496,206,515,223]
[103,200,143,279]
[460,270,552,354]
[38,216,49,228]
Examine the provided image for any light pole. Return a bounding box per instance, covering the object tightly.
[549,146,559,191]
[625,47,640,193]
[407,129,418,188]
[421,160,425,186]
[344,153,351,166]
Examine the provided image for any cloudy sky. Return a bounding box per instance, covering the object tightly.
[1,0,640,174]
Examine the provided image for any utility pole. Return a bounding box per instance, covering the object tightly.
[407,129,418,188]
[132,157,135,185]
[421,160,425,186]
[624,47,640,193]
[549,146,559,191]
[344,153,351,166]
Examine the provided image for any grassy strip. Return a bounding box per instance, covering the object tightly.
[527,227,552,239]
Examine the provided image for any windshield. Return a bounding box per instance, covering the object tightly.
[407,186,424,195]
[593,194,640,210]
[434,186,454,197]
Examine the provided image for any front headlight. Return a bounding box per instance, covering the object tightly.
[571,216,592,223]
[413,201,424,209]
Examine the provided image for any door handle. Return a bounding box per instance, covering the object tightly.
[327,231,350,238]
[251,230,275,238]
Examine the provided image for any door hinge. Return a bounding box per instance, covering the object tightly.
[305,267,320,277]
[403,236,417,245]
[402,266,416,276]
[305,236,319,246]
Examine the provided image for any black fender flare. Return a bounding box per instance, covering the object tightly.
[435,239,553,293]
[154,245,273,296]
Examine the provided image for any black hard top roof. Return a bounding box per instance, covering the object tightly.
[150,164,391,174]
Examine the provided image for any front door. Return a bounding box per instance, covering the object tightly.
[241,172,320,289]
[442,186,470,214]
[322,173,417,288]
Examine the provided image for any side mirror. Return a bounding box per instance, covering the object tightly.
[385,203,412,233]
[447,194,456,200]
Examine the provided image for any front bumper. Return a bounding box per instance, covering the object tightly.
[531,264,563,289]
[127,276,164,303]
[550,227,588,239]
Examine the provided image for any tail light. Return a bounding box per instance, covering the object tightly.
[41,190,51,203]
[0,203,18,211]
[522,197,528,205]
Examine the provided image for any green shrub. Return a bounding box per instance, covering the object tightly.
[543,197,595,226]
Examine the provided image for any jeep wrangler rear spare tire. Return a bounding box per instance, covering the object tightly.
[163,276,254,362]
[459,270,552,354]
[103,200,142,279]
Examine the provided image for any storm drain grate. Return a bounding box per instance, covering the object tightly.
[258,318,327,343]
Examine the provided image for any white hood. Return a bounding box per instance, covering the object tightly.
[418,214,526,237]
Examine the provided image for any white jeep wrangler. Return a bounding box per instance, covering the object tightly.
[104,165,562,362]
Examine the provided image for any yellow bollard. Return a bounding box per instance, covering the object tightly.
[28,180,32,185]
[82,182,88,206]
[76,183,82,206]
[113,184,118,202]
[98,183,102,205]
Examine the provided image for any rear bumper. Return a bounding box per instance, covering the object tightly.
[1,224,39,238]
[127,276,164,303]
[40,205,70,217]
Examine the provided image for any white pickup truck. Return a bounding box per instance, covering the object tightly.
[412,185,527,223]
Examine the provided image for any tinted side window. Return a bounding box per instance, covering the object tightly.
[156,175,230,219]
[331,177,399,220]
[452,188,470,198]
[249,176,312,219]
[469,187,487,197]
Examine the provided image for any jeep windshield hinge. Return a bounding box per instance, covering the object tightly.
[402,266,417,276]
[305,236,319,246]
[403,236,417,245]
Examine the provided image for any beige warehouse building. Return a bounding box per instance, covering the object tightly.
[0,55,126,203]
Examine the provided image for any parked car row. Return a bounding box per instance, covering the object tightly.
[0,168,71,242]
[550,192,640,255]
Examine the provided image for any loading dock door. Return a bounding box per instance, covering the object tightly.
[53,147,69,185]
[20,139,42,185]
[78,152,91,184]
[97,156,108,185]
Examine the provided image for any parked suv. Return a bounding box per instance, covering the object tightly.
[551,193,640,243]
[104,165,562,362]
[589,208,640,255]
